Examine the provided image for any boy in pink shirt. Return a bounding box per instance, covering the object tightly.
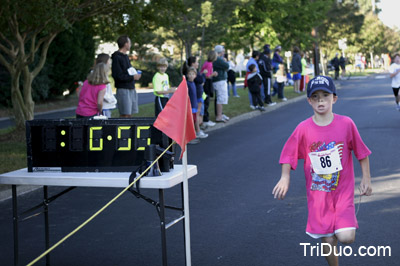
[273,76,372,266]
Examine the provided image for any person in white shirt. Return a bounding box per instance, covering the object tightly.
[389,53,400,111]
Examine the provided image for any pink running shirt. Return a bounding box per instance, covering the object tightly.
[279,114,371,235]
[76,80,106,117]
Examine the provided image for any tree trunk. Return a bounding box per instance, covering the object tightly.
[22,66,35,121]
[10,71,26,130]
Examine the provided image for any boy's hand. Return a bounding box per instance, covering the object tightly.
[272,177,290,200]
[359,177,372,196]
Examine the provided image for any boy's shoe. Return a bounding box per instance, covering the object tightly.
[203,121,216,127]
[233,95,240,98]
[267,102,277,106]
[188,138,200,145]
[259,106,266,111]
[282,97,288,102]
[222,114,230,121]
[250,105,256,110]
[197,130,208,139]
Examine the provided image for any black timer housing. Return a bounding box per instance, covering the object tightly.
[26,118,174,172]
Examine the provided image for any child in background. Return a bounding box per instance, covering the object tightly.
[153,58,176,116]
[76,63,108,118]
[186,67,200,144]
[247,64,265,111]
[95,53,117,118]
[182,56,208,139]
[275,63,287,101]
[273,75,372,266]
[200,50,218,127]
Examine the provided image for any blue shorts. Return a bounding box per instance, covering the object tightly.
[292,73,301,81]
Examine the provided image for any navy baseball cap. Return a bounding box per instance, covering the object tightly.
[307,76,336,97]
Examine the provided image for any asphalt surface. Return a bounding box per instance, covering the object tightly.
[0,74,399,265]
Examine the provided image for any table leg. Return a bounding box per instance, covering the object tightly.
[43,186,50,266]
[159,189,167,266]
[12,185,19,266]
[181,183,187,266]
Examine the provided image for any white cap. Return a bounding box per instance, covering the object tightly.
[214,45,224,54]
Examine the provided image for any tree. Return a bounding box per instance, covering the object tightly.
[0,0,127,130]
[318,1,364,58]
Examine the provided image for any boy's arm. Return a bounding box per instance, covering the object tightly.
[359,156,372,196]
[272,163,291,200]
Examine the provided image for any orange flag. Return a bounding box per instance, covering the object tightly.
[153,76,196,159]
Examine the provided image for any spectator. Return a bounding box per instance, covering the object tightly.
[272,45,283,96]
[331,53,340,80]
[275,63,287,101]
[355,53,364,72]
[258,44,276,106]
[272,45,283,74]
[95,53,117,118]
[246,50,260,109]
[225,54,239,97]
[212,45,230,122]
[339,54,346,79]
[247,64,265,111]
[111,35,141,118]
[152,58,176,117]
[186,67,201,144]
[183,56,208,138]
[291,46,302,93]
[76,63,108,118]
[200,50,218,128]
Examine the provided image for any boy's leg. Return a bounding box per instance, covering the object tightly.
[250,92,258,108]
[256,92,264,107]
[321,236,338,266]
[335,229,355,245]
[248,90,254,106]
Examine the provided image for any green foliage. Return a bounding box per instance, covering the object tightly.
[318,1,365,58]
[45,20,96,97]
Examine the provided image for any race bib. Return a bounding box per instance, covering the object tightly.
[308,146,343,175]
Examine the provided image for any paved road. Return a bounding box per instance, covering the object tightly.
[0,75,398,265]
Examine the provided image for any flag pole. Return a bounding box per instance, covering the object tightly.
[182,146,191,266]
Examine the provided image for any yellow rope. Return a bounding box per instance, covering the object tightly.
[27,141,176,266]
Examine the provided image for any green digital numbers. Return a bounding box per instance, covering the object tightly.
[89,127,103,151]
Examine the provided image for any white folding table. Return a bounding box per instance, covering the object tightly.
[0,164,197,266]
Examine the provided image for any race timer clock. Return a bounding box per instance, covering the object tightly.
[26,118,173,172]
